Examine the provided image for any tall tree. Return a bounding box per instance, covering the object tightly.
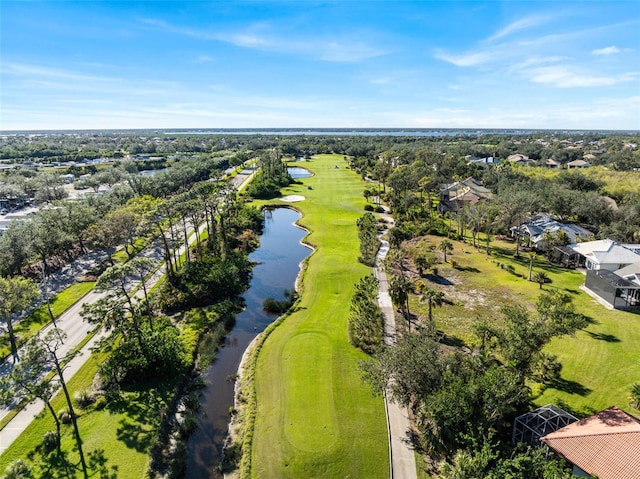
[348,275,383,353]
[0,276,40,361]
[475,291,587,383]
[34,330,89,478]
[0,334,62,456]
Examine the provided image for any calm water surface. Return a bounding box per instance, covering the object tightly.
[287,166,313,178]
[184,207,311,478]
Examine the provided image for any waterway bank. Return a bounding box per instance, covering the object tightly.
[184,207,312,479]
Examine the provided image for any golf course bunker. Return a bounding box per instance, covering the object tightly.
[280,195,305,202]
[282,332,338,452]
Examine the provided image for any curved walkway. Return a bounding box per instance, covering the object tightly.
[374,213,417,479]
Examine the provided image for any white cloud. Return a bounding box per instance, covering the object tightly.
[142,18,387,62]
[510,56,566,71]
[2,62,121,83]
[434,49,498,67]
[592,46,621,56]
[488,15,552,42]
[529,65,638,87]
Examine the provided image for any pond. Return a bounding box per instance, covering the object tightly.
[287,166,313,178]
[184,207,312,478]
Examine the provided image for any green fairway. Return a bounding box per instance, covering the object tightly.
[250,155,389,478]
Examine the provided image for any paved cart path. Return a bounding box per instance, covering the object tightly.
[373,212,418,479]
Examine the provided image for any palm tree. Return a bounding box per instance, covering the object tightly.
[439,239,453,263]
[415,255,429,276]
[528,251,537,281]
[389,274,413,329]
[630,383,640,409]
[420,287,446,323]
[533,271,549,289]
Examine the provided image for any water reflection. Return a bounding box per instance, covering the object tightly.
[184,207,311,478]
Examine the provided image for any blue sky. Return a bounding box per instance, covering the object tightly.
[1,1,639,130]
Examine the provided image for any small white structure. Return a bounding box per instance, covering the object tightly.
[62,173,75,183]
[570,239,640,271]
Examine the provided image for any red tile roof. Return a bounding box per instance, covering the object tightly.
[541,406,640,479]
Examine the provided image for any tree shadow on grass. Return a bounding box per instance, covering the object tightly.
[107,383,173,454]
[425,274,453,286]
[29,447,118,479]
[553,398,597,419]
[454,265,480,273]
[549,377,592,397]
[586,331,621,342]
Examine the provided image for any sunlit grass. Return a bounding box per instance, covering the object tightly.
[1,282,95,359]
[250,154,389,478]
[406,232,640,417]
[0,350,172,478]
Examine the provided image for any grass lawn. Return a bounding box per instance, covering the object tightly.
[250,155,389,478]
[0,349,172,478]
[1,281,96,359]
[405,233,640,418]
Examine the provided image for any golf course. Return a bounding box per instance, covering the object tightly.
[250,154,389,478]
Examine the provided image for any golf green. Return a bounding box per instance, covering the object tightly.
[251,154,389,478]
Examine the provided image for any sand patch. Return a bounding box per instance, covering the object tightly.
[280,195,305,202]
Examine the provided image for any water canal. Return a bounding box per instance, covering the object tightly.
[184,207,312,478]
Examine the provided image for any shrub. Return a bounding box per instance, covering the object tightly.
[58,409,71,425]
[3,460,31,479]
[74,389,94,409]
[41,430,60,453]
[364,204,374,211]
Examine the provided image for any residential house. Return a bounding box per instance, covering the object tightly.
[511,215,592,252]
[569,239,640,271]
[616,261,640,286]
[545,158,562,168]
[541,406,640,479]
[507,153,533,165]
[571,240,640,309]
[467,156,499,167]
[438,177,492,214]
[567,159,591,169]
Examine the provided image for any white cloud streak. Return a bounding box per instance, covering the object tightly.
[488,15,552,42]
[592,45,621,55]
[529,66,638,87]
[141,18,388,62]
